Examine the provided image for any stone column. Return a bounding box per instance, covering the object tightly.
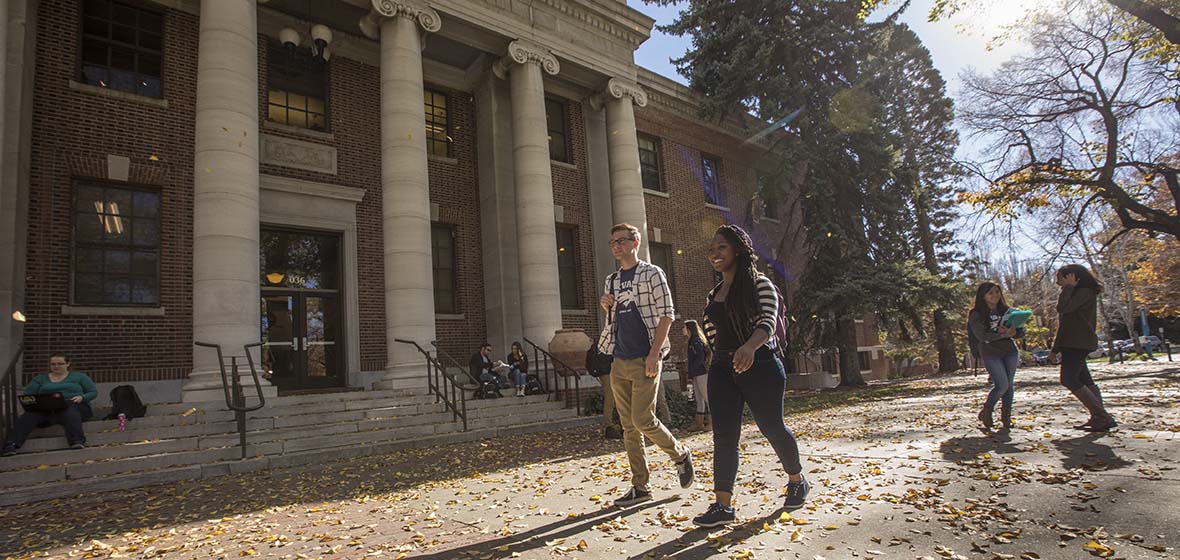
[359,0,440,389]
[493,40,563,346]
[184,0,274,402]
[594,78,650,261]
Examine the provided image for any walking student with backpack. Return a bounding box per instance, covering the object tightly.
[683,320,712,432]
[692,224,808,528]
[1051,264,1117,432]
[967,282,1024,430]
[596,223,694,507]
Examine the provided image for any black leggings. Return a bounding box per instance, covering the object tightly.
[708,346,802,494]
[1059,348,1097,391]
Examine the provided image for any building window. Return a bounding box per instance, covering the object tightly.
[757,173,780,220]
[702,155,723,206]
[649,243,676,296]
[72,183,160,305]
[545,98,569,163]
[638,134,662,191]
[858,351,871,372]
[431,224,457,313]
[424,89,451,157]
[80,0,164,98]
[556,225,580,309]
[267,41,329,131]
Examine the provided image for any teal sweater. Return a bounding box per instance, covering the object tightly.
[23,371,98,403]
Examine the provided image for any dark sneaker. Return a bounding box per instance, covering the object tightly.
[676,453,695,489]
[614,487,652,508]
[784,476,810,510]
[70,443,86,450]
[1,444,16,457]
[692,502,736,528]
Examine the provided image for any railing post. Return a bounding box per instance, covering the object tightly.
[231,357,247,460]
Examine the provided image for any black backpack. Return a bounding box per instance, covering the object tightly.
[105,384,147,420]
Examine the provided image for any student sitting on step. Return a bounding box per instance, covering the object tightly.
[468,343,511,397]
[2,353,98,456]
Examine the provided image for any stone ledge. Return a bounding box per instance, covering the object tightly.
[428,154,460,165]
[68,80,169,109]
[705,202,732,212]
[263,119,335,142]
[643,188,670,199]
[551,160,578,170]
[61,305,166,317]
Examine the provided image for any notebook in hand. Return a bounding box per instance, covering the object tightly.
[1001,308,1033,329]
[18,393,68,413]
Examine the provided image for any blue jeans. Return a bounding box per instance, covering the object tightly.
[982,353,1019,408]
[511,367,528,387]
[709,346,802,494]
[5,402,93,448]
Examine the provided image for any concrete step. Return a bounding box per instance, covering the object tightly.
[0,414,600,507]
[0,442,286,488]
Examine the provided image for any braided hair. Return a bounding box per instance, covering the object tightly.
[716,224,762,343]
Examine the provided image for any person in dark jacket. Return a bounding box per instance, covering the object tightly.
[468,343,507,387]
[1051,264,1116,432]
[683,320,711,432]
[2,353,97,456]
[967,282,1025,430]
[507,341,529,397]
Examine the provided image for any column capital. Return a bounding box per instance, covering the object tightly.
[358,0,441,39]
[492,39,560,79]
[589,77,648,111]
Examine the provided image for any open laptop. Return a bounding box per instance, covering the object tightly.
[18,393,68,413]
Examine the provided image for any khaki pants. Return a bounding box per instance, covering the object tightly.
[610,357,686,491]
[601,374,619,426]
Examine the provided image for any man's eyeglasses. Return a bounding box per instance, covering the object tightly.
[608,237,635,247]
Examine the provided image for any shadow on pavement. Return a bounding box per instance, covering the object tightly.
[403,497,678,560]
[939,429,1023,461]
[1052,433,1133,471]
[626,510,785,560]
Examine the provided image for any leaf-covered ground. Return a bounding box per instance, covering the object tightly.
[2,359,1177,559]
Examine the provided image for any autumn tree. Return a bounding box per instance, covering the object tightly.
[959,1,1180,243]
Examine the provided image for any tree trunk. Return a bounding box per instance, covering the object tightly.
[932,309,959,373]
[1107,0,1180,45]
[912,172,957,373]
[835,317,867,387]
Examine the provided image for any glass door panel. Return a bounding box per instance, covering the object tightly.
[261,295,299,390]
[303,296,340,381]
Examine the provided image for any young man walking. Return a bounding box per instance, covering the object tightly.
[596,223,694,507]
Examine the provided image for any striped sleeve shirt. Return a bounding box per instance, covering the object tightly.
[701,274,779,351]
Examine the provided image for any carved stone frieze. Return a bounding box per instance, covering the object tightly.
[260,134,338,175]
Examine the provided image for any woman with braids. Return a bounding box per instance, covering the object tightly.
[1051,264,1117,432]
[692,224,808,528]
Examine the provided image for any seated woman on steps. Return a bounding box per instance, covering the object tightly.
[2,353,98,456]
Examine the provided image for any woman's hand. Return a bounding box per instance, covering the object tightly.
[998,325,1016,337]
[732,343,757,374]
[70,396,83,404]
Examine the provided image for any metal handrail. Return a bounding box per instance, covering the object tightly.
[1,345,25,445]
[194,341,267,459]
[522,338,581,415]
[396,339,467,431]
[430,342,479,386]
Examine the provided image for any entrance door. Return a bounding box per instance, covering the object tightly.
[260,228,344,392]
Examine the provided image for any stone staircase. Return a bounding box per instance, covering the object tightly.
[0,388,596,506]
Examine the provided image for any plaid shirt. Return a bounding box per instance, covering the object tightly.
[596,260,676,359]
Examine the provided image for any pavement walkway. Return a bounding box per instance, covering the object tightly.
[2,359,1178,560]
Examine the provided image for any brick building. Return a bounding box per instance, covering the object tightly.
[0,0,888,403]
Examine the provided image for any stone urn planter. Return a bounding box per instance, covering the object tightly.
[548,328,592,371]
